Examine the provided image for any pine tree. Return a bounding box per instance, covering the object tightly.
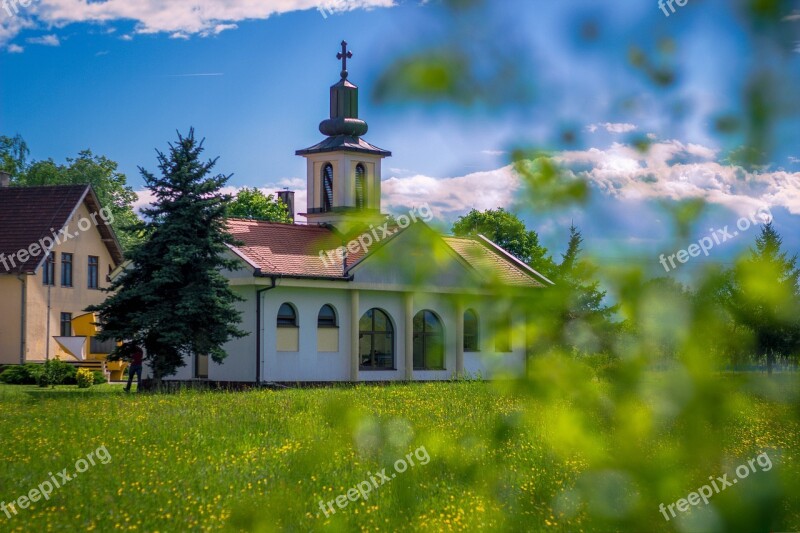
[729,222,800,373]
[89,130,247,383]
[552,224,618,351]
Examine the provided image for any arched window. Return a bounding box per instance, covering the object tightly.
[321,163,334,212]
[317,304,339,352]
[277,303,298,327]
[317,304,337,327]
[464,309,479,352]
[355,163,366,210]
[413,310,445,370]
[359,309,394,370]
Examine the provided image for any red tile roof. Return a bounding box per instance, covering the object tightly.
[226,219,348,278]
[226,219,548,289]
[442,236,549,287]
[0,185,123,274]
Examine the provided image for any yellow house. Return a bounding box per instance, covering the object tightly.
[0,181,124,371]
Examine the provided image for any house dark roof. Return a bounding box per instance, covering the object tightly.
[226,219,548,288]
[0,185,124,274]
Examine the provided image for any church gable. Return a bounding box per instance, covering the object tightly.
[347,222,487,289]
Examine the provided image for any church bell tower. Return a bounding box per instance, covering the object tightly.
[296,41,391,229]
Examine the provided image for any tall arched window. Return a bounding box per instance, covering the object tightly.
[355,163,366,210]
[413,310,445,370]
[277,303,299,352]
[464,309,479,352]
[359,309,394,370]
[321,163,334,212]
[317,304,339,352]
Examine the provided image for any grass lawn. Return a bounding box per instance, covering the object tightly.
[0,376,798,532]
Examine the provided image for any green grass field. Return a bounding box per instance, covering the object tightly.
[0,376,798,532]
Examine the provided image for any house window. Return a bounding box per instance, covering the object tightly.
[355,163,366,209]
[278,303,298,327]
[464,309,479,352]
[321,163,334,213]
[317,304,339,352]
[60,312,73,337]
[318,304,337,327]
[495,312,512,353]
[43,253,55,286]
[413,310,445,370]
[359,309,394,370]
[88,256,99,289]
[61,253,73,288]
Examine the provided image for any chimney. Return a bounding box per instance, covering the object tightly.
[277,190,295,222]
[0,171,10,188]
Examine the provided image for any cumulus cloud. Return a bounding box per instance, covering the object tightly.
[134,140,800,227]
[586,122,638,134]
[7,43,23,53]
[1,0,395,46]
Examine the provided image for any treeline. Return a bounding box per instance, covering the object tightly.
[452,208,800,372]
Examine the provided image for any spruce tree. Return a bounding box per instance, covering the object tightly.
[729,222,800,373]
[89,129,246,383]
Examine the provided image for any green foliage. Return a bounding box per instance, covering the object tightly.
[727,223,800,371]
[38,358,72,388]
[76,368,94,388]
[227,187,291,222]
[0,134,29,176]
[88,129,247,381]
[548,225,620,352]
[92,370,108,384]
[0,365,35,385]
[452,208,556,278]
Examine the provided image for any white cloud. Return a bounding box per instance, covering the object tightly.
[135,140,800,227]
[586,122,638,134]
[1,0,395,46]
[481,150,507,156]
[783,10,800,21]
[7,43,24,53]
[26,34,60,46]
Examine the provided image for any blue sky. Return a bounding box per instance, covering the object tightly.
[1,0,799,277]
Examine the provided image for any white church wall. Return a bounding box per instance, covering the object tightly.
[261,285,351,382]
[210,286,258,382]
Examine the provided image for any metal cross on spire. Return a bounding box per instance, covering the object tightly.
[337,40,353,79]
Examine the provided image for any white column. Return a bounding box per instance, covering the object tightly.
[404,293,413,381]
[350,290,360,382]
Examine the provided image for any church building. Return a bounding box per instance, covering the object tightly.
[168,42,552,384]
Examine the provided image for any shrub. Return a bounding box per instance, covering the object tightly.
[41,358,71,388]
[0,365,33,385]
[76,368,94,388]
[91,370,107,384]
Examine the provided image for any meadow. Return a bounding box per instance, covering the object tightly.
[0,375,797,532]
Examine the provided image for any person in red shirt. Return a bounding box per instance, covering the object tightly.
[124,344,144,393]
